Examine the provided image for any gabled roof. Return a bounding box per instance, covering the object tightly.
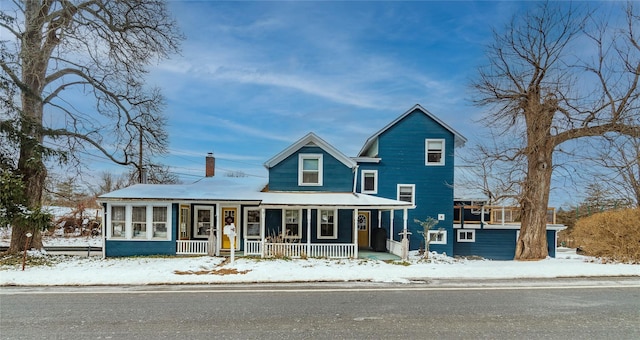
[358,104,467,157]
[264,132,357,169]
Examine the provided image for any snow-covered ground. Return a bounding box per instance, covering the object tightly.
[1,244,638,286]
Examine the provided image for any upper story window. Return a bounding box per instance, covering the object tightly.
[397,184,415,204]
[425,139,445,165]
[299,154,323,186]
[361,170,378,194]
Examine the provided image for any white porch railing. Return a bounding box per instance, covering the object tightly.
[387,239,403,257]
[176,240,208,255]
[245,240,356,259]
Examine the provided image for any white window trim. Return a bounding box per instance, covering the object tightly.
[131,205,149,239]
[457,229,476,242]
[283,209,302,239]
[109,205,127,239]
[425,138,445,166]
[361,170,378,194]
[244,208,262,239]
[317,209,338,240]
[397,184,416,205]
[106,202,172,241]
[428,230,447,245]
[298,154,323,186]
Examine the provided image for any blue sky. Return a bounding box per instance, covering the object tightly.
[149,1,514,175]
[62,1,621,207]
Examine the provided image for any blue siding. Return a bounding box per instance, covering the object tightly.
[105,204,178,257]
[453,228,559,260]
[359,109,456,253]
[269,146,353,191]
[265,209,353,243]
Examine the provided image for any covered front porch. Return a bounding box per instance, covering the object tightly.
[178,191,414,259]
[176,241,403,260]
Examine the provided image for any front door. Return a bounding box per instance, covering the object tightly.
[194,205,215,239]
[358,211,370,248]
[222,207,237,249]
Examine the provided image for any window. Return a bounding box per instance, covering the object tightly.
[111,206,125,238]
[107,203,171,241]
[284,209,301,238]
[132,206,147,239]
[428,230,447,245]
[457,229,476,242]
[361,170,378,194]
[245,208,261,239]
[299,154,323,186]
[317,209,337,239]
[152,206,167,238]
[397,184,415,204]
[425,139,445,165]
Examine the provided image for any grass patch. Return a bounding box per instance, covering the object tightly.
[0,253,61,269]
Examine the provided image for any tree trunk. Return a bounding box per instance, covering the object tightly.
[7,0,49,253]
[514,88,557,260]
[515,158,552,260]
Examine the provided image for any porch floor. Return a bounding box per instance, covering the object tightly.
[357,250,401,261]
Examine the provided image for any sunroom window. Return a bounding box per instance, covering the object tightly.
[111,206,125,238]
[152,206,167,238]
[107,203,171,241]
[132,206,147,239]
[299,154,323,186]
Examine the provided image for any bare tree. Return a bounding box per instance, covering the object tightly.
[580,135,639,207]
[472,2,640,260]
[0,1,182,253]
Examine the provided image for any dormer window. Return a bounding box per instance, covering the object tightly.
[425,139,445,165]
[298,154,323,186]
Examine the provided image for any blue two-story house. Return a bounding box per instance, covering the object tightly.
[98,104,564,260]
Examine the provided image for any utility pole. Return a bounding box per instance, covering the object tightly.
[138,125,145,183]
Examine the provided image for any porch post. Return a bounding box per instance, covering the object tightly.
[377,210,382,229]
[306,208,311,256]
[389,209,394,242]
[401,208,409,261]
[260,208,266,258]
[215,204,221,256]
[353,208,359,259]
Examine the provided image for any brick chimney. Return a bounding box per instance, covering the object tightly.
[205,152,215,177]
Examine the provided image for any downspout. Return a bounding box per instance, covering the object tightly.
[352,165,359,194]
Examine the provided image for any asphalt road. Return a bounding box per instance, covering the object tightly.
[1,281,639,340]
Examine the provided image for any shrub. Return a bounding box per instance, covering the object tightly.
[570,208,640,263]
